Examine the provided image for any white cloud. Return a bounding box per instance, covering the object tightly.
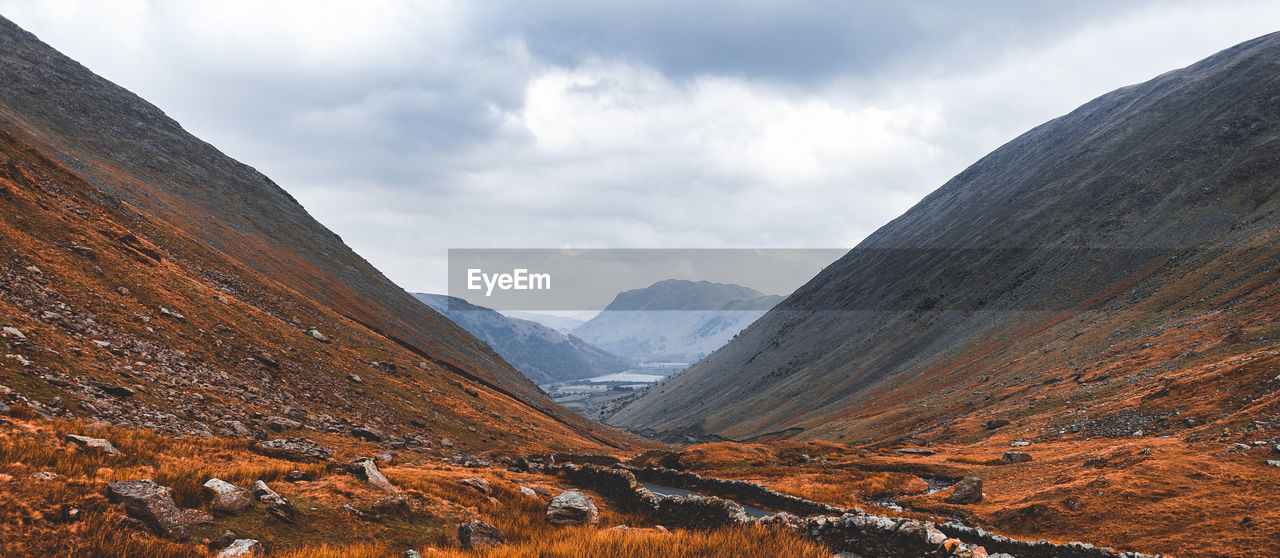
[2,1,1279,295]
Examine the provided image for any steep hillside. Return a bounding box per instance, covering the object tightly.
[0,15,632,453]
[415,293,632,384]
[610,31,1280,446]
[573,280,782,363]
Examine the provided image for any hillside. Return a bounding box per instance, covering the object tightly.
[609,31,1280,449]
[572,280,782,363]
[415,294,632,384]
[0,14,633,456]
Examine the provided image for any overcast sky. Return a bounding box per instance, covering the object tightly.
[2,1,1279,295]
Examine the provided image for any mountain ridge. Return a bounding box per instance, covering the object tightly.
[608,30,1280,444]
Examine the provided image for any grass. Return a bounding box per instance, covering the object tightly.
[0,415,836,557]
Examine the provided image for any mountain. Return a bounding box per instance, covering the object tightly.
[609,32,1280,445]
[572,279,782,363]
[414,293,632,384]
[501,310,588,333]
[0,15,631,452]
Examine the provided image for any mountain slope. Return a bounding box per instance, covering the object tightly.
[415,293,632,384]
[609,31,1280,444]
[572,279,782,363]
[0,15,632,452]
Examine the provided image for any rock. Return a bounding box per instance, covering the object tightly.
[340,503,365,518]
[347,373,363,383]
[101,384,135,398]
[375,451,394,463]
[458,519,505,549]
[945,477,984,504]
[266,417,303,432]
[1232,442,1251,451]
[460,477,491,494]
[157,306,186,321]
[66,434,122,456]
[284,469,316,482]
[307,328,329,342]
[1000,450,1033,464]
[1083,456,1108,467]
[519,486,538,498]
[1266,460,1280,468]
[372,495,414,518]
[348,458,398,492]
[984,419,1011,430]
[215,539,263,558]
[32,471,58,481]
[1,326,25,339]
[181,508,214,525]
[5,354,31,367]
[546,491,599,525]
[895,447,935,456]
[208,530,237,550]
[1010,441,1030,447]
[202,478,254,515]
[106,479,189,540]
[404,550,424,558]
[254,438,333,462]
[351,426,385,442]
[251,480,285,504]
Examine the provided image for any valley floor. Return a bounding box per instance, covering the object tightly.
[2,411,1272,557]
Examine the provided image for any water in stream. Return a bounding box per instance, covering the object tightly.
[640,483,776,519]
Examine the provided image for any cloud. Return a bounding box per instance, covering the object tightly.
[1,1,1279,295]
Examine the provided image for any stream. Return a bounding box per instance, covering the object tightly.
[868,477,957,511]
[640,483,777,519]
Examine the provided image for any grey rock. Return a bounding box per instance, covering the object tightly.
[208,530,237,550]
[307,328,329,342]
[254,438,333,462]
[546,490,599,525]
[460,477,491,494]
[458,519,505,549]
[215,539,263,558]
[66,434,122,456]
[106,479,189,540]
[31,471,58,481]
[202,478,253,515]
[351,426,385,442]
[348,458,398,492]
[945,477,984,504]
[1000,450,1033,464]
[181,508,214,525]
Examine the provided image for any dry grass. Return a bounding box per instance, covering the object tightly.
[428,524,831,558]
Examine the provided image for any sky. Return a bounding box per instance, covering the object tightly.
[1,1,1279,295]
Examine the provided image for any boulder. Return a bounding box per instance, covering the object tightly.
[106,479,189,540]
[208,530,237,550]
[202,478,254,515]
[308,328,329,342]
[32,471,58,481]
[66,434,122,456]
[251,480,294,522]
[215,539,263,558]
[348,458,398,492]
[1000,450,1033,464]
[254,438,333,462]
[266,417,303,432]
[351,426,385,442]
[372,495,414,518]
[945,477,984,504]
[546,490,599,525]
[460,477,491,494]
[519,486,538,498]
[984,419,1011,430]
[181,508,214,525]
[458,519,505,549]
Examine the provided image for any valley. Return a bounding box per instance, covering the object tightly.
[2,8,1280,558]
